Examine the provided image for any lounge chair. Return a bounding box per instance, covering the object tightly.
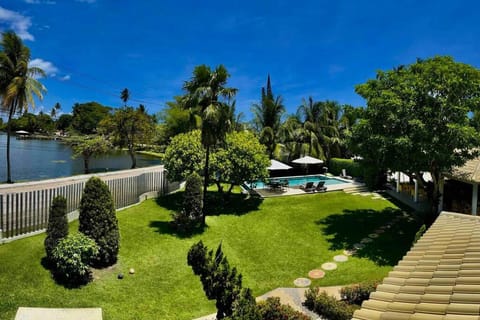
[315,181,327,193]
[340,169,353,180]
[300,181,315,192]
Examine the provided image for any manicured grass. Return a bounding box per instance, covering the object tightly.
[0,191,422,320]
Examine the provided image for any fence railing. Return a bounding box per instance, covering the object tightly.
[0,165,176,242]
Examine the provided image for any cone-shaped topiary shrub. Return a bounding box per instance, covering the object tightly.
[172,172,203,232]
[79,176,119,267]
[44,195,69,263]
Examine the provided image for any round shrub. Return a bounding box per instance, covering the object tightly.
[52,233,98,285]
[79,176,119,267]
[44,196,69,262]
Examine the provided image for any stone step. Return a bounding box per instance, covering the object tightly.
[343,186,370,194]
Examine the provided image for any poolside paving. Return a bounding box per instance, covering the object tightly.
[254,180,363,198]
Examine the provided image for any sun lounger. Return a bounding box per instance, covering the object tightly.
[340,169,353,180]
[300,181,315,192]
[315,181,327,193]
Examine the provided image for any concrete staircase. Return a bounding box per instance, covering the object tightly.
[343,185,370,194]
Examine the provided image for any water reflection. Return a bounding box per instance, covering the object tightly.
[0,134,161,182]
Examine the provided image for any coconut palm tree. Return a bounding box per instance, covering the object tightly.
[182,64,237,223]
[0,31,46,183]
[120,88,130,106]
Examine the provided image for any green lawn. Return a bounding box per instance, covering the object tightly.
[0,191,422,320]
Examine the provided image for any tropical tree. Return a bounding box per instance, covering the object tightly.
[120,88,130,106]
[51,102,60,120]
[182,64,237,222]
[71,102,111,134]
[251,75,285,158]
[352,56,480,224]
[99,106,156,169]
[71,136,112,173]
[0,31,47,183]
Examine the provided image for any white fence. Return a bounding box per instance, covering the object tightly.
[0,165,176,242]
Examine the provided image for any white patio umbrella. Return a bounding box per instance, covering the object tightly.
[268,159,292,171]
[292,155,323,174]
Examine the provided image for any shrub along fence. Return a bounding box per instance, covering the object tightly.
[0,165,177,243]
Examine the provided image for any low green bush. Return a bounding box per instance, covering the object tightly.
[52,233,98,286]
[329,158,363,177]
[257,297,310,320]
[340,281,378,305]
[304,288,358,320]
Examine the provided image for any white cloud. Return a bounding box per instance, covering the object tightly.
[0,7,34,41]
[24,0,56,4]
[29,58,59,77]
[59,74,71,81]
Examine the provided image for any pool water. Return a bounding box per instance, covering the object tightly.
[249,175,348,189]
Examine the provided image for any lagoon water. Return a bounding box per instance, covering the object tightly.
[0,133,161,182]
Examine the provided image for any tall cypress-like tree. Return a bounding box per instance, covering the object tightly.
[79,177,119,267]
[44,196,68,262]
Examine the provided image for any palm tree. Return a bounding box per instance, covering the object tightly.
[0,31,46,183]
[120,88,130,106]
[182,64,237,223]
[251,75,285,158]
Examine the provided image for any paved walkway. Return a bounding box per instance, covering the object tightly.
[193,286,342,320]
[15,307,102,320]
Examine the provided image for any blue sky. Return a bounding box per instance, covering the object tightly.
[0,0,479,120]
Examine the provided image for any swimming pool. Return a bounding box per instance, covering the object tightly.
[249,175,348,189]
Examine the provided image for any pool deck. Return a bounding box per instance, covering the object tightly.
[254,178,363,198]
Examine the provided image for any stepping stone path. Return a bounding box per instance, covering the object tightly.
[321,262,338,271]
[333,255,348,262]
[308,269,325,279]
[296,209,417,289]
[360,238,373,244]
[293,277,311,287]
[353,243,365,250]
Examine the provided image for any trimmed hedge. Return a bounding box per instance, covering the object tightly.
[329,158,363,177]
[340,281,378,305]
[304,288,358,320]
[257,297,310,320]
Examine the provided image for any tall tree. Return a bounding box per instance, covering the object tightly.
[0,31,46,183]
[72,136,112,173]
[71,102,111,134]
[100,106,156,168]
[352,56,480,224]
[51,102,60,120]
[251,75,285,158]
[182,64,237,223]
[120,88,130,107]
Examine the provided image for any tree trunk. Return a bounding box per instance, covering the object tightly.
[202,145,210,225]
[129,147,136,169]
[6,103,15,183]
[83,157,90,174]
[427,163,442,227]
[216,181,223,194]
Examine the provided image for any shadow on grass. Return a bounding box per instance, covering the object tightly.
[149,220,207,239]
[155,191,263,216]
[317,207,423,266]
